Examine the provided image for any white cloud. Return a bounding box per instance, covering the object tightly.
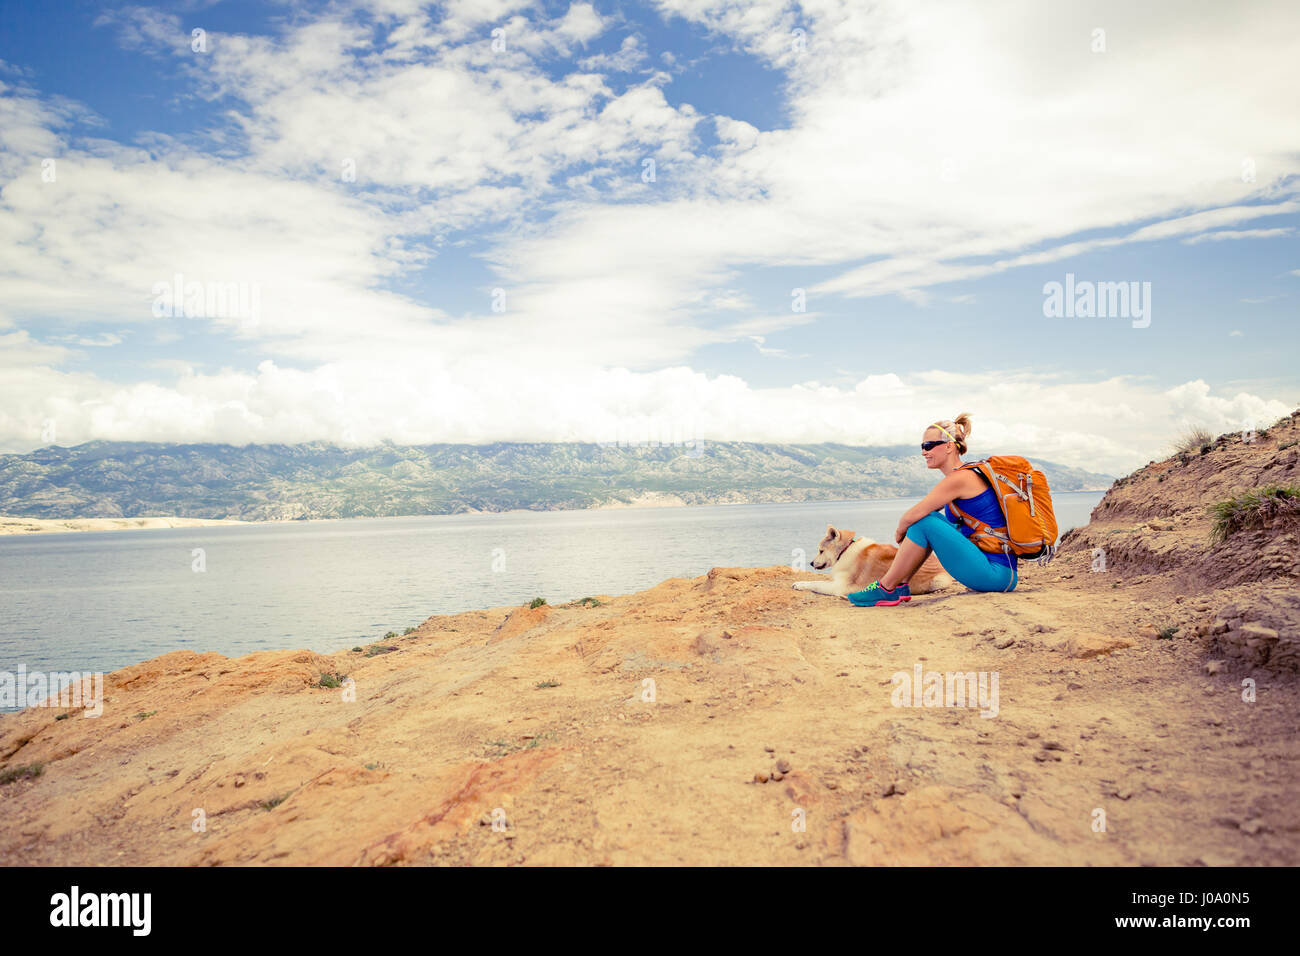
[1182,227,1295,244]
[1,346,1290,476]
[579,35,650,72]
[57,332,123,347]
[1,0,1297,476]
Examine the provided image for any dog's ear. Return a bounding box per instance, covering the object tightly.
[826,523,836,535]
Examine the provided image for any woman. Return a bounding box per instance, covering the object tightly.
[848,413,1017,607]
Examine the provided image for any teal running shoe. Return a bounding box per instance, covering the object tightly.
[848,580,907,607]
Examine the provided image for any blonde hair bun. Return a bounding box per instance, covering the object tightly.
[931,413,972,454]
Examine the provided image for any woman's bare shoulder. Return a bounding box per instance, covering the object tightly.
[950,466,987,497]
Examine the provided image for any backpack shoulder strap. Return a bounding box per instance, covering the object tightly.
[947,460,1011,546]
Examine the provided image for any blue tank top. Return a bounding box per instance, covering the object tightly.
[944,487,1017,569]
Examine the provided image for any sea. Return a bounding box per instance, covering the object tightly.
[0,492,1103,708]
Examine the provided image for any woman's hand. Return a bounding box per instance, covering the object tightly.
[894,522,909,545]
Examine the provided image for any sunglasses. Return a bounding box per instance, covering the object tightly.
[921,440,950,452]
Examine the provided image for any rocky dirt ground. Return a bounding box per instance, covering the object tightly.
[2,414,1297,866]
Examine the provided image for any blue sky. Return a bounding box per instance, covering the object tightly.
[0,0,1297,474]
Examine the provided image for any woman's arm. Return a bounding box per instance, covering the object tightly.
[894,469,983,543]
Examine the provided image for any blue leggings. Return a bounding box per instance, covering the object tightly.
[904,512,1018,592]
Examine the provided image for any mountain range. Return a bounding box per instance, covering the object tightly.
[0,440,1114,521]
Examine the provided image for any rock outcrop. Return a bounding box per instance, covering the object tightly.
[1060,408,1300,672]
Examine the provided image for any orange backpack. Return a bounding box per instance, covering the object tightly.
[947,456,1059,563]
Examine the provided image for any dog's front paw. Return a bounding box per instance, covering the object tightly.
[792,581,811,590]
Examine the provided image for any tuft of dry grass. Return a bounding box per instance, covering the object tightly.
[1208,485,1300,544]
[1174,425,1213,455]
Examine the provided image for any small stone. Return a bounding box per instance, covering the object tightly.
[771,771,784,781]
[764,745,775,753]
[754,771,769,783]
[234,775,246,788]
[1042,741,1066,751]
[776,758,791,773]
[1063,632,1132,658]
[825,780,838,790]
[1205,660,1225,675]
[882,782,906,797]
[1240,623,1280,641]
[1067,682,1084,691]
[1240,819,1264,835]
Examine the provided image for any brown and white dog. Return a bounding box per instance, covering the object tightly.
[792,524,953,599]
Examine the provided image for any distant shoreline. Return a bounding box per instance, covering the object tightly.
[0,488,1109,535]
[0,516,257,535]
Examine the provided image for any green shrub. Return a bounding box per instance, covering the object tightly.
[259,791,293,810]
[1208,485,1300,544]
[0,763,44,785]
[529,597,547,609]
